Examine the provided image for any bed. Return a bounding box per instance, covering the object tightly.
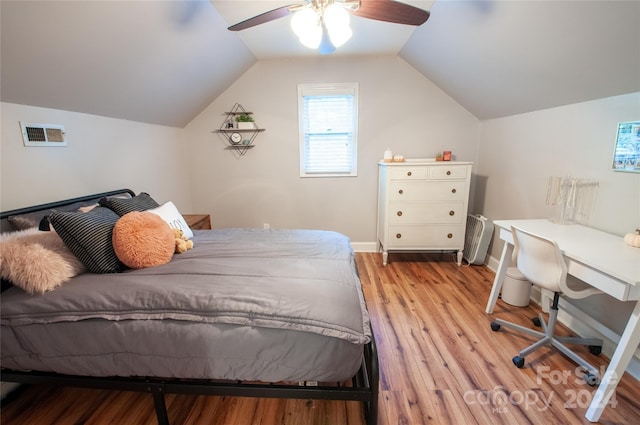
[0,189,378,425]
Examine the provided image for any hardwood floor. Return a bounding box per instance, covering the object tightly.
[2,252,639,424]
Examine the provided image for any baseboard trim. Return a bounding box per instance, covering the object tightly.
[351,242,378,252]
[0,382,21,400]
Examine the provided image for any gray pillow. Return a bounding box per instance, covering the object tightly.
[49,207,124,274]
[99,192,159,216]
[7,195,129,231]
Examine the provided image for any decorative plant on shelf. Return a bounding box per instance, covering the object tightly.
[236,113,255,129]
[236,113,254,122]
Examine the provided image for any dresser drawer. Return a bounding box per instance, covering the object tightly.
[385,225,464,248]
[389,202,465,224]
[429,165,469,180]
[389,166,428,180]
[389,181,467,202]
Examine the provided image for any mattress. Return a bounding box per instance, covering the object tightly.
[1,228,371,383]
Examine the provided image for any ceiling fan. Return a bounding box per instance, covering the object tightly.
[227,1,430,54]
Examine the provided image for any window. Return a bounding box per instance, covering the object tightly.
[298,83,359,177]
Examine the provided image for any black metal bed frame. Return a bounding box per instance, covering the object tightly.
[0,189,380,424]
[1,334,378,425]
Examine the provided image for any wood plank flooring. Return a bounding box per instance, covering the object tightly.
[2,252,639,424]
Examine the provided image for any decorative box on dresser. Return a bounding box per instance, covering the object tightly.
[377,160,473,266]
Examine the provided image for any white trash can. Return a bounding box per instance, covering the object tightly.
[501,267,531,307]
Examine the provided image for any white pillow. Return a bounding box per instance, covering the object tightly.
[146,201,193,239]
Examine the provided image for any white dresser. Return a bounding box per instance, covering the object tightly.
[377,160,473,266]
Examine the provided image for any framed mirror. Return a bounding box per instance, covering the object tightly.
[612,121,640,173]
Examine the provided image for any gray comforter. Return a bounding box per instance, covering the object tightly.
[1,228,371,382]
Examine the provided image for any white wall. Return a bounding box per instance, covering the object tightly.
[476,92,640,239]
[185,56,480,244]
[475,92,640,373]
[0,103,194,400]
[0,102,193,212]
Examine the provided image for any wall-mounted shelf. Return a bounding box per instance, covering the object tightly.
[214,103,265,157]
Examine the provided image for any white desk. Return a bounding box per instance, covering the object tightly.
[485,219,640,422]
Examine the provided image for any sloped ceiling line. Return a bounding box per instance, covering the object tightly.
[1,1,638,127]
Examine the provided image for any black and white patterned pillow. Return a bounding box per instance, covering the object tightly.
[99,192,159,216]
[49,207,125,274]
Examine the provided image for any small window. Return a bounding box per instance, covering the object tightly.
[298,83,358,177]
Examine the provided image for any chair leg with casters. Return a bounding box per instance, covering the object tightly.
[490,293,603,386]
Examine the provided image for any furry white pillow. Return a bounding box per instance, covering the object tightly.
[0,228,86,294]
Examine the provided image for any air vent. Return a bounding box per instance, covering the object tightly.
[20,122,67,146]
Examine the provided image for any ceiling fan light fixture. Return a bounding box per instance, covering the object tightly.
[290,2,352,52]
[291,8,316,37]
[324,3,350,29]
[324,4,352,48]
[291,8,322,48]
[327,25,352,48]
[300,27,322,49]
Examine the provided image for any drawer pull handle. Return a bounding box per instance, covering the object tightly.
[447,233,453,239]
[446,170,452,176]
[407,171,412,176]
[451,188,457,194]
[396,233,402,239]
[398,189,404,195]
[397,211,403,216]
[449,210,455,216]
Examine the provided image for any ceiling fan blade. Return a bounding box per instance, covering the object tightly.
[353,0,430,26]
[228,5,297,31]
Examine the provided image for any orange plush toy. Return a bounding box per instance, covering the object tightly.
[112,211,175,269]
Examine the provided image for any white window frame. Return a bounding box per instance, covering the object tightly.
[298,82,359,177]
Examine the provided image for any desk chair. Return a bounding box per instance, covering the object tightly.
[490,226,603,385]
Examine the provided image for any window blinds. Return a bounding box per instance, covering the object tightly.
[302,94,354,174]
[298,82,358,177]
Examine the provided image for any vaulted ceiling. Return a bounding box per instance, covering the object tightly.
[1,1,638,127]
